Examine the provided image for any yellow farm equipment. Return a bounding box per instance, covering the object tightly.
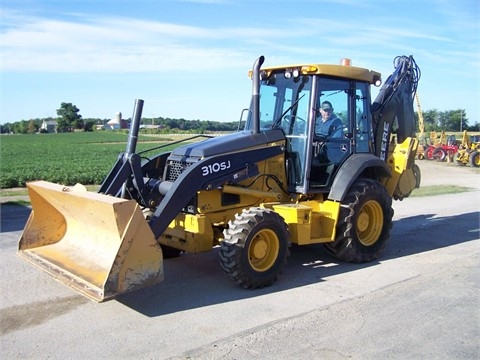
[454,130,480,167]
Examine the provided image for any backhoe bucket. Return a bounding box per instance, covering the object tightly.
[18,181,164,302]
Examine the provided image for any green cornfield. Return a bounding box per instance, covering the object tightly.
[0,132,183,188]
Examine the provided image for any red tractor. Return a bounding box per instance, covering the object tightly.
[424,134,458,161]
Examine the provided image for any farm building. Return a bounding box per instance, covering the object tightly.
[40,120,58,133]
[107,118,129,130]
[97,112,129,130]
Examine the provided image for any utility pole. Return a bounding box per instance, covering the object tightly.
[460,110,463,132]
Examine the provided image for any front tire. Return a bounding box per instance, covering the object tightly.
[219,208,290,289]
[469,151,480,167]
[324,178,393,263]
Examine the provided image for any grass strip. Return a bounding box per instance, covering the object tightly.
[410,185,473,197]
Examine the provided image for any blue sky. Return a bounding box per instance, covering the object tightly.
[1,0,479,126]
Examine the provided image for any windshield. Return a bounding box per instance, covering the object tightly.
[245,71,312,134]
[244,70,312,191]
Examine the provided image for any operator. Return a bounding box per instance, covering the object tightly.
[315,101,343,138]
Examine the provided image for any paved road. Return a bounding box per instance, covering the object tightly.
[0,161,479,359]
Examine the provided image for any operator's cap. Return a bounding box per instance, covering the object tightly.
[321,101,333,110]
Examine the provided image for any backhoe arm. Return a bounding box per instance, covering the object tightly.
[372,55,421,199]
[371,55,421,161]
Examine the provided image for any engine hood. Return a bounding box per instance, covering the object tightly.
[171,129,286,158]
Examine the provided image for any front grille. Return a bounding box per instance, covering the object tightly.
[166,160,194,182]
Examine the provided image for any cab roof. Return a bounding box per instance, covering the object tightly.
[251,63,382,85]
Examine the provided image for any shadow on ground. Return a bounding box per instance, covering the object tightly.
[0,204,31,233]
[2,204,477,317]
[116,211,479,317]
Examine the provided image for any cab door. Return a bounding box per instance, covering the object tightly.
[308,78,353,190]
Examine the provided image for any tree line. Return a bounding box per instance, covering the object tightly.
[0,102,240,134]
[0,116,241,134]
[421,108,478,133]
[1,102,478,135]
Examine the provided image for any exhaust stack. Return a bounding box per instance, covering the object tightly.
[251,56,265,134]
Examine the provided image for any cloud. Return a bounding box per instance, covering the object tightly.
[432,0,479,33]
[1,11,295,73]
[1,14,214,72]
[2,4,478,77]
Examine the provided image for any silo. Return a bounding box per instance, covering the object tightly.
[114,112,122,127]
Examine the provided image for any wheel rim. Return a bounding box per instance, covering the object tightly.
[248,229,279,272]
[356,200,383,246]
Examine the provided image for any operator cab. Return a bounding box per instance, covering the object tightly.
[244,66,374,195]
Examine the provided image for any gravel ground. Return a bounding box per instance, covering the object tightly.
[415,159,479,188]
[1,158,478,360]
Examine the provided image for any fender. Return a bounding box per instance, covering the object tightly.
[328,153,391,202]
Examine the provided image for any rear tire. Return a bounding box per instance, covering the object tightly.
[424,146,435,160]
[324,178,393,263]
[432,148,446,161]
[469,151,480,167]
[412,163,421,188]
[219,208,290,289]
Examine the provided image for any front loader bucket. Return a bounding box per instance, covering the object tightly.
[18,181,164,302]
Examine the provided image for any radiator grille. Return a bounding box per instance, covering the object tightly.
[166,160,194,182]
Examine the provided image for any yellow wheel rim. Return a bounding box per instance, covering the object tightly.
[248,229,279,272]
[356,200,383,246]
[473,154,480,166]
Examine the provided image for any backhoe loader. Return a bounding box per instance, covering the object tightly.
[18,55,421,301]
[454,130,480,167]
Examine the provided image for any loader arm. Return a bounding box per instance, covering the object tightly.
[148,145,284,239]
[97,99,145,198]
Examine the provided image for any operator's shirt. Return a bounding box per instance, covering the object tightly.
[315,115,343,138]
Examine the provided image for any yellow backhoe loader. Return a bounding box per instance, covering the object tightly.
[415,92,427,159]
[454,130,480,167]
[19,55,421,301]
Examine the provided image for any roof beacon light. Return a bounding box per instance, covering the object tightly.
[341,58,351,66]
